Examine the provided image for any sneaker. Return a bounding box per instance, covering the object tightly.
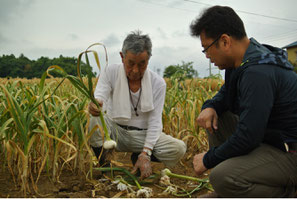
[130,153,141,177]
[92,146,111,167]
[130,152,139,166]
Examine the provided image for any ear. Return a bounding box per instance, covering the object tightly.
[119,52,124,62]
[120,52,124,58]
[220,34,231,49]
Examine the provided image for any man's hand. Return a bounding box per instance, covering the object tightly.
[196,108,218,134]
[193,152,207,176]
[88,99,103,116]
[131,152,152,180]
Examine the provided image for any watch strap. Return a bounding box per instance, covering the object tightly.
[143,148,152,156]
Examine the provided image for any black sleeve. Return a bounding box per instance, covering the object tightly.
[202,84,228,116]
[203,68,275,169]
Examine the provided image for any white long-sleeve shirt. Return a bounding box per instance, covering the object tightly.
[94,63,166,149]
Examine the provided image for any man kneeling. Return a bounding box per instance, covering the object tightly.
[88,30,186,179]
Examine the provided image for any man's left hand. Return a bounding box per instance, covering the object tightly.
[193,152,208,176]
[131,152,152,180]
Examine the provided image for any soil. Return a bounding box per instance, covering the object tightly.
[0,150,212,198]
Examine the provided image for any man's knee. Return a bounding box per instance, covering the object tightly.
[209,164,229,196]
[175,140,187,159]
[158,139,186,167]
[209,161,244,197]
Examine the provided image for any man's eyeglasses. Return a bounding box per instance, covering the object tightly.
[202,35,221,54]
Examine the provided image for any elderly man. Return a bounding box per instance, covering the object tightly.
[190,5,297,197]
[88,31,186,179]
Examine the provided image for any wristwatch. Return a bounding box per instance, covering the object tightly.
[143,148,152,156]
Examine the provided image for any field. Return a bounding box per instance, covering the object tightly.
[0,76,223,198]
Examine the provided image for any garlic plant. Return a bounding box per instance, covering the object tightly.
[159,175,171,186]
[103,138,117,149]
[161,168,208,183]
[112,176,153,198]
[160,168,213,197]
[47,43,117,150]
[137,187,153,198]
[95,167,142,190]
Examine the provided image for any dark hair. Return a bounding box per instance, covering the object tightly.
[190,6,246,40]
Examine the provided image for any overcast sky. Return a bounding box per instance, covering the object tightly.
[1,0,297,77]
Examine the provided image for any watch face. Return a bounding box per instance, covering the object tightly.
[144,149,152,156]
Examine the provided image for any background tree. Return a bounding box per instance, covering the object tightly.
[0,54,31,78]
[0,54,96,78]
[163,61,198,79]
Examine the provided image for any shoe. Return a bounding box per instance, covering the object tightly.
[131,152,139,166]
[130,153,141,177]
[92,146,111,167]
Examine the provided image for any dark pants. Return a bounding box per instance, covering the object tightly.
[207,111,297,197]
[92,146,160,166]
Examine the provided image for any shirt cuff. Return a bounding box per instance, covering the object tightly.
[203,147,225,169]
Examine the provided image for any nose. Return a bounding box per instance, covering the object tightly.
[205,53,210,59]
[132,65,139,73]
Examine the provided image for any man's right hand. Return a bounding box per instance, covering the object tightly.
[88,99,103,116]
[131,152,152,180]
[196,108,218,134]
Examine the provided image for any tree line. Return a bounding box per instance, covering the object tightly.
[163,61,199,79]
[0,54,96,78]
[0,54,200,79]
[1,53,296,79]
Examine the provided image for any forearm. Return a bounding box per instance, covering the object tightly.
[144,130,161,149]
[144,83,165,149]
[203,70,275,168]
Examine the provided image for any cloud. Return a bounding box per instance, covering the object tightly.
[167,0,185,7]
[156,27,168,39]
[146,44,223,78]
[0,33,11,46]
[68,33,79,41]
[101,34,121,48]
[0,0,35,24]
[138,0,185,8]
[0,33,34,55]
[172,30,188,38]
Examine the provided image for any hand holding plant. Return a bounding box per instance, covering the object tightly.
[131,153,152,180]
[47,43,116,150]
[88,99,103,116]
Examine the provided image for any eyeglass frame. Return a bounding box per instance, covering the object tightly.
[202,35,222,54]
